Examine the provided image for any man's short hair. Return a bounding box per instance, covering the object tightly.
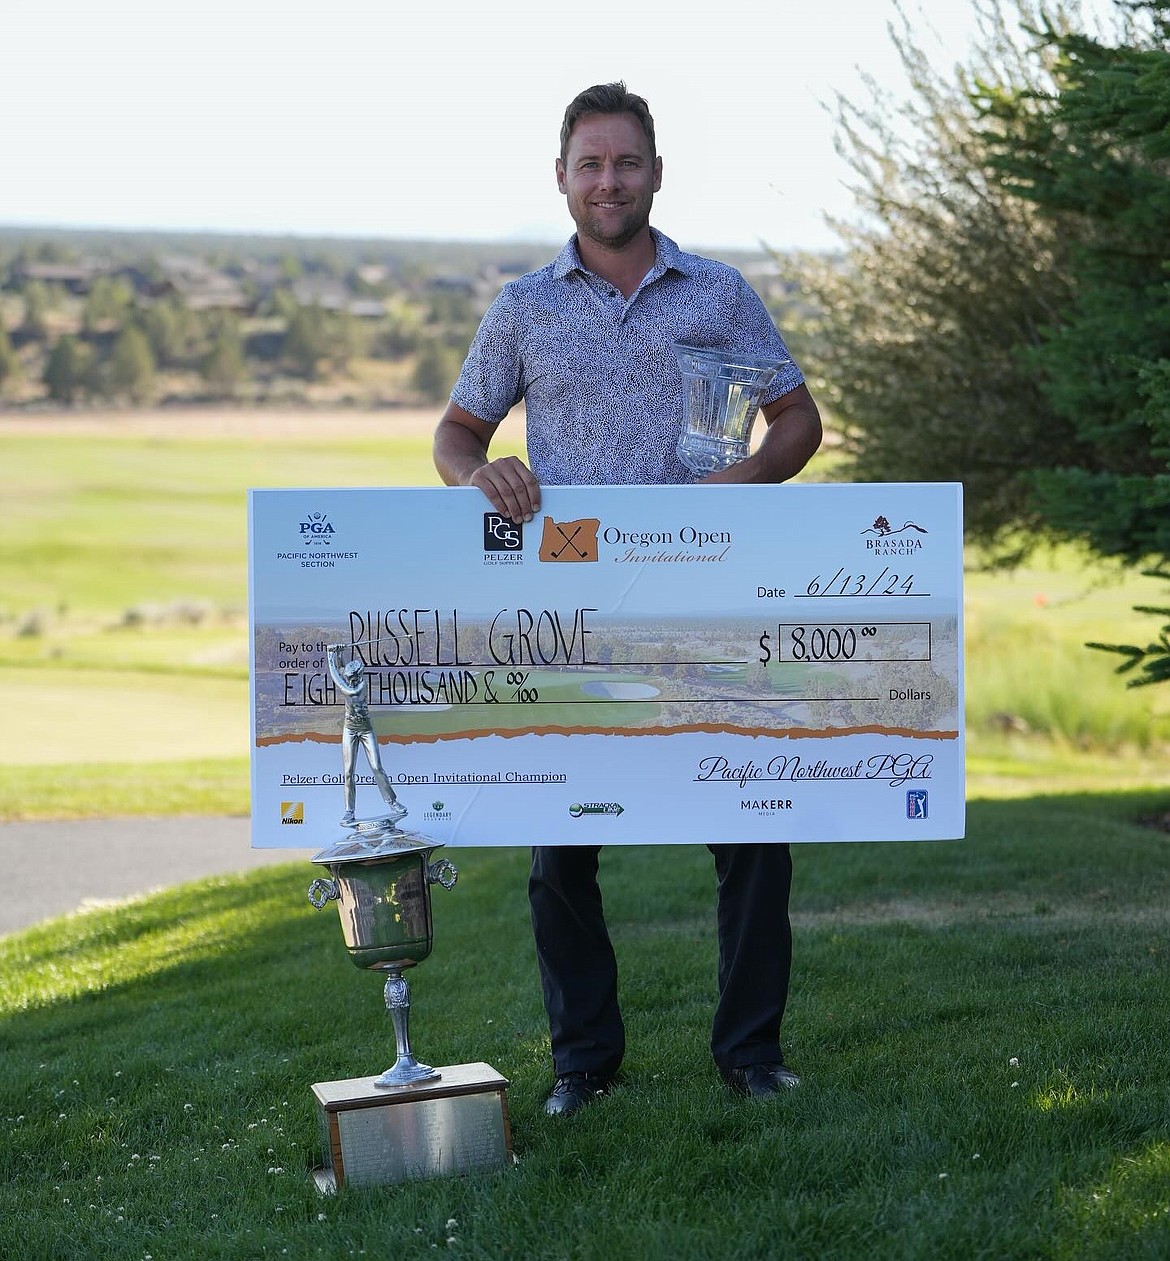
[560,81,656,161]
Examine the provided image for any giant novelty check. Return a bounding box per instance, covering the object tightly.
[249,482,964,847]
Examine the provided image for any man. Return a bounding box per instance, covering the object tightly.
[433,82,822,1116]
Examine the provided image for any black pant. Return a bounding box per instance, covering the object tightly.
[528,842,793,1077]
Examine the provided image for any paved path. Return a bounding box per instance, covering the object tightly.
[0,817,314,936]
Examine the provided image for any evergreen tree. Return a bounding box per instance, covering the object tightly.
[0,322,18,391]
[21,280,51,340]
[977,1,1170,565]
[107,325,157,403]
[82,276,134,334]
[200,321,246,396]
[411,337,461,402]
[283,305,330,380]
[43,335,93,403]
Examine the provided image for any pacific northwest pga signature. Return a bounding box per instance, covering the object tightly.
[695,752,934,790]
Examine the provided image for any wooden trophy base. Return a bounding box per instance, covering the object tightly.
[311,1062,511,1191]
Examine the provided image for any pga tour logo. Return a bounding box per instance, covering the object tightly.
[906,790,928,820]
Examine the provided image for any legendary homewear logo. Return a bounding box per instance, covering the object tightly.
[861,514,928,555]
[423,800,452,824]
[484,513,523,551]
[540,516,600,562]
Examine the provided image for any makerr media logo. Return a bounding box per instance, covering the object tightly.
[300,511,336,545]
[484,512,523,552]
[906,790,928,820]
[540,516,600,563]
[280,801,305,825]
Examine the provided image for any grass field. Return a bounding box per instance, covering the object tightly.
[2,792,1168,1260]
[2,410,1168,1258]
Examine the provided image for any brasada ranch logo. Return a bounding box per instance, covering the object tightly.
[861,514,928,555]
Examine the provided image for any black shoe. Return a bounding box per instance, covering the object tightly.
[721,1064,801,1098]
[543,1072,613,1117]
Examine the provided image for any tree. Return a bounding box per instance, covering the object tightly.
[200,321,246,396]
[283,304,331,380]
[82,276,134,334]
[20,280,51,340]
[410,337,461,402]
[977,1,1170,566]
[140,298,202,369]
[974,3,1170,684]
[43,335,93,403]
[792,2,1090,555]
[106,325,157,403]
[0,322,18,391]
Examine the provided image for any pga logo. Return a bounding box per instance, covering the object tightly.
[484,512,523,552]
[300,511,335,542]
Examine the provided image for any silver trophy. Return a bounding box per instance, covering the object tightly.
[673,343,789,474]
[326,643,408,830]
[304,650,510,1189]
[309,829,457,1086]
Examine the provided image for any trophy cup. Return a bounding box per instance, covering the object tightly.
[673,343,789,474]
[303,647,511,1192]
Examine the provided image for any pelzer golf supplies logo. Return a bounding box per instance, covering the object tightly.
[484,512,523,552]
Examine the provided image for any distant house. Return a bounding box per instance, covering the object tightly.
[11,260,105,294]
[153,256,252,311]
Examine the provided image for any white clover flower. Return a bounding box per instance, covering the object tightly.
[1009,1057,1019,1067]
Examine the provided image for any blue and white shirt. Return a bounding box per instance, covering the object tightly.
[451,229,804,486]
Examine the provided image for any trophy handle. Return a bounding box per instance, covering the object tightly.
[427,859,458,891]
[307,877,340,909]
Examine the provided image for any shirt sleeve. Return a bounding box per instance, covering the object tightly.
[730,272,806,406]
[450,287,526,424]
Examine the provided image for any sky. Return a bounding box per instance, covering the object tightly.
[1,0,1115,254]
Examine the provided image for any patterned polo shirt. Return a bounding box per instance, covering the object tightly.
[450,229,805,486]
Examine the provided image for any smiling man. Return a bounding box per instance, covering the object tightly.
[433,82,822,1117]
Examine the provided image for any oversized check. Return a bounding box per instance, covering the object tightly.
[248,482,964,847]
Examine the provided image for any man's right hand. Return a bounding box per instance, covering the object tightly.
[468,455,541,524]
[434,404,542,523]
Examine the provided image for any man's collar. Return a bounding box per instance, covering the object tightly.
[552,228,694,281]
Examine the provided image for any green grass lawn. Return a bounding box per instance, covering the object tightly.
[2,790,1168,1260]
[2,415,1169,1257]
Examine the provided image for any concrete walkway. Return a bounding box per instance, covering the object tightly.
[0,817,314,936]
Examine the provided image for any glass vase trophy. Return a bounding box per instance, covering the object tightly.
[673,343,789,474]
[304,645,511,1192]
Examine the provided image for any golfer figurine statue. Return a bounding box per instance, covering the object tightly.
[326,643,408,831]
